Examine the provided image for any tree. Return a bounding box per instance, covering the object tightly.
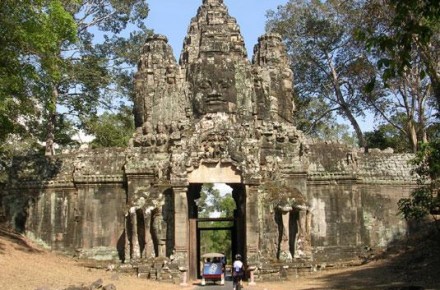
[197,184,235,218]
[87,106,135,148]
[0,0,77,147]
[292,91,339,139]
[359,0,440,112]
[357,0,439,152]
[1,0,150,154]
[398,140,440,231]
[266,0,374,148]
[365,123,410,152]
[43,0,150,152]
[363,59,435,152]
[197,184,235,258]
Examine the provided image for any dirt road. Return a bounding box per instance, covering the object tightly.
[1,225,439,290]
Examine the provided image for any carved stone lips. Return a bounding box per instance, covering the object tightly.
[205,93,225,104]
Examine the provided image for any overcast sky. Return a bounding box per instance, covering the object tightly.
[145,0,289,60]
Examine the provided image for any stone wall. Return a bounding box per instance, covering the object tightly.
[1,149,128,260]
[308,142,416,183]
[305,142,415,262]
[0,143,417,280]
[306,182,410,262]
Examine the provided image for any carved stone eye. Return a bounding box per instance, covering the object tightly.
[198,80,211,90]
[218,80,230,89]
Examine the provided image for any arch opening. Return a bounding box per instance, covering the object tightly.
[187,182,246,280]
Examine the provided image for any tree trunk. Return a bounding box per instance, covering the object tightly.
[328,57,366,149]
[419,43,440,113]
[406,119,418,153]
[418,96,428,144]
[45,87,58,156]
[341,102,366,149]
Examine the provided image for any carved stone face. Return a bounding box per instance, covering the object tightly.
[190,59,237,116]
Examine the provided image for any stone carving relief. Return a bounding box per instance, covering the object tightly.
[274,202,312,261]
[170,151,188,180]
[252,33,295,123]
[125,190,174,261]
[260,182,311,262]
[189,58,238,116]
[133,34,189,129]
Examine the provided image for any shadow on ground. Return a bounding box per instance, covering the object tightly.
[297,225,440,290]
[0,223,42,254]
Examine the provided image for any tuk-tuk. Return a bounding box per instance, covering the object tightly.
[201,252,225,286]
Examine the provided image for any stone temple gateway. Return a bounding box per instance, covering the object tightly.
[1,0,416,282]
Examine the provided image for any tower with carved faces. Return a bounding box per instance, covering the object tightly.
[129,0,309,276]
[133,0,295,128]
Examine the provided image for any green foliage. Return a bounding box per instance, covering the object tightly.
[398,187,436,220]
[197,184,235,218]
[0,0,77,144]
[52,0,151,145]
[398,140,440,224]
[87,106,135,148]
[0,0,151,152]
[38,115,80,148]
[358,0,440,111]
[198,184,235,260]
[365,123,411,152]
[411,141,440,182]
[292,91,339,138]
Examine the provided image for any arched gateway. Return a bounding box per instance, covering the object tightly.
[2,0,415,283]
[126,0,311,279]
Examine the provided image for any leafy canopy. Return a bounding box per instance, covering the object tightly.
[398,140,440,225]
[0,0,77,144]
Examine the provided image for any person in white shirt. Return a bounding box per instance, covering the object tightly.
[232,254,244,290]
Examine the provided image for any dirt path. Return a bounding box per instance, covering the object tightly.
[1,225,439,290]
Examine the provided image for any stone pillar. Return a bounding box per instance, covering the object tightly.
[245,185,259,262]
[130,207,141,260]
[173,186,189,267]
[298,208,312,257]
[280,210,292,261]
[179,267,188,286]
[124,213,130,263]
[247,265,257,286]
[144,211,153,258]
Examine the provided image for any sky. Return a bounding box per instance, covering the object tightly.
[145,0,289,60]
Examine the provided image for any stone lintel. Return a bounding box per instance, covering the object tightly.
[73,175,125,184]
[125,173,156,180]
[307,173,358,182]
[6,181,75,190]
[242,177,261,185]
[169,180,189,188]
[188,162,241,183]
[282,171,308,178]
[124,170,156,177]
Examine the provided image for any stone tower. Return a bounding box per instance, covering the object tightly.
[129,0,310,269]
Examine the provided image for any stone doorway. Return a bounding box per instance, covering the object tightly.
[187,183,246,280]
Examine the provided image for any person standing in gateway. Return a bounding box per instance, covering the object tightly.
[232,254,244,290]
